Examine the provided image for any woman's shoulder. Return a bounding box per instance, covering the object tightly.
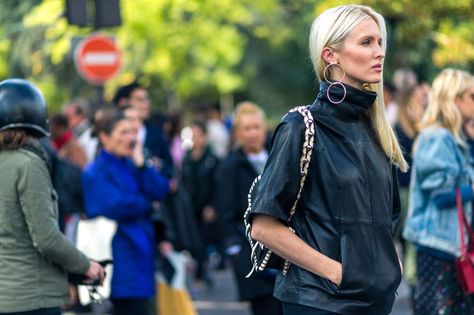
[274,109,306,137]
[83,154,109,176]
[415,126,460,160]
[281,108,307,124]
[420,125,451,136]
[0,149,50,186]
[1,148,43,168]
[218,149,244,168]
[418,126,456,146]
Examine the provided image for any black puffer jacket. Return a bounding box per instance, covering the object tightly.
[251,82,401,315]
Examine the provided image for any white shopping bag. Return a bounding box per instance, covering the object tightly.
[75,216,116,304]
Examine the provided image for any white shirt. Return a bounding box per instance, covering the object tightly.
[207,120,230,159]
[247,150,269,174]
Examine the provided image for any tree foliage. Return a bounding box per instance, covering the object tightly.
[0,0,473,116]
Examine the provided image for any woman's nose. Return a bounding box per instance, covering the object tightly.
[376,46,385,60]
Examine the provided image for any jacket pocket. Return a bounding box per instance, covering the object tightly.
[50,189,59,217]
[336,223,401,301]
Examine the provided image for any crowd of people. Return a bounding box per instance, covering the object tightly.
[0,4,474,315]
[55,83,236,314]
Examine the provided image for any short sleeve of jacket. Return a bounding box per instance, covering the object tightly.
[250,112,305,223]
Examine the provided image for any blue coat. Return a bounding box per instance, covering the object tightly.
[82,150,169,298]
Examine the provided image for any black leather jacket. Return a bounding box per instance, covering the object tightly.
[251,82,401,315]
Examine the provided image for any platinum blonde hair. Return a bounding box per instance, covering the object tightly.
[421,68,474,143]
[309,5,408,171]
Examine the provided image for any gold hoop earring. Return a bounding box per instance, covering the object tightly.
[323,63,346,105]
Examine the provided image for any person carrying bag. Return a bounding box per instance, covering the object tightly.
[404,69,474,314]
[455,188,474,295]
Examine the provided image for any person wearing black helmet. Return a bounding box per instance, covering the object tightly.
[0,79,104,315]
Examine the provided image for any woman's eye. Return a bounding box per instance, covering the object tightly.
[362,40,370,45]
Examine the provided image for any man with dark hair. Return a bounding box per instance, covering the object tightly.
[50,113,87,169]
[113,82,151,122]
[63,99,98,162]
[383,80,398,125]
[113,82,174,178]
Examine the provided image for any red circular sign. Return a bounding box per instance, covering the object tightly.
[74,34,122,85]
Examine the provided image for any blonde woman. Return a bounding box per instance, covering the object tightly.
[249,5,407,315]
[404,69,474,314]
[214,102,282,315]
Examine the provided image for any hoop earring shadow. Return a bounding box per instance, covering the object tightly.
[323,63,347,104]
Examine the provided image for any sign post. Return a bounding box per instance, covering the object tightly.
[74,34,122,85]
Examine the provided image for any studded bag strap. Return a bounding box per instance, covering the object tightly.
[286,105,315,220]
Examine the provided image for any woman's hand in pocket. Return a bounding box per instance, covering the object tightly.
[328,260,342,287]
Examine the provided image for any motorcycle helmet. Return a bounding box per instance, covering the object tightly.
[0,78,49,137]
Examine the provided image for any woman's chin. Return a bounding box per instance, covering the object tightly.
[368,75,382,84]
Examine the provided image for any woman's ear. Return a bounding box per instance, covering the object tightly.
[321,47,336,64]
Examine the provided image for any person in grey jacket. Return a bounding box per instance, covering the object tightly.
[0,79,104,315]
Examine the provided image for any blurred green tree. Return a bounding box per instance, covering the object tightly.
[0,0,472,117]
[2,0,283,112]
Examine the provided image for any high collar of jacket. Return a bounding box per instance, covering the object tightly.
[98,149,133,168]
[22,137,50,164]
[317,81,377,122]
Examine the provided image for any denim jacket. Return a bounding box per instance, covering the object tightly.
[403,126,474,257]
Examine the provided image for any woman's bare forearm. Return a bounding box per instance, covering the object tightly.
[251,214,342,285]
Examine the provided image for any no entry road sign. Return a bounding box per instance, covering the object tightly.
[74,34,122,85]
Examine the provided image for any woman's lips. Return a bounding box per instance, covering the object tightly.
[372,64,382,71]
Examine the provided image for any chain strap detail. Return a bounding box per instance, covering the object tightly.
[244,105,315,277]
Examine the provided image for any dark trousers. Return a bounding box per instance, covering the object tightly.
[0,308,61,315]
[251,294,283,315]
[111,298,152,315]
[282,302,340,315]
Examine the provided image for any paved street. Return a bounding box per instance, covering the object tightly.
[67,266,413,315]
[194,269,413,315]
